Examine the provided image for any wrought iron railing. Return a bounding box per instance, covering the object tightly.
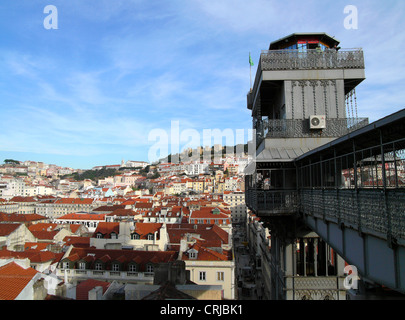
[286,276,346,300]
[262,118,369,139]
[255,118,369,146]
[260,48,365,71]
[246,189,299,215]
[300,188,405,241]
[247,49,364,109]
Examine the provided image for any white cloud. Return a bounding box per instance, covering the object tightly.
[0,0,404,168]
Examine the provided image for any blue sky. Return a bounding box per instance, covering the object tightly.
[0,0,404,169]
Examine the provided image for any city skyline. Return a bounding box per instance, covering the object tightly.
[1,0,404,169]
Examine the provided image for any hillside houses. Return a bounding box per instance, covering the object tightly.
[0,156,251,300]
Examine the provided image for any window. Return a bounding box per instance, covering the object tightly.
[110,232,117,239]
[147,234,154,240]
[199,271,206,281]
[96,233,103,239]
[78,262,86,270]
[131,233,140,240]
[95,262,103,271]
[112,263,120,272]
[146,264,154,272]
[189,251,197,259]
[297,43,307,53]
[217,272,224,281]
[128,264,137,272]
[63,261,69,269]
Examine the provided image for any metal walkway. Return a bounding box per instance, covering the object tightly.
[295,108,405,293]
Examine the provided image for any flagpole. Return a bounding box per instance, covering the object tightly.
[249,52,252,92]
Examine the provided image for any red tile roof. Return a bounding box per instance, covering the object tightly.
[135,202,153,209]
[0,212,47,223]
[0,262,39,300]
[133,222,163,239]
[57,213,105,221]
[93,222,120,238]
[189,207,231,221]
[93,205,125,212]
[183,243,231,261]
[23,242,51,251]
[167,223,229,247]
[76,279,110,300]
[107,208,137,217]
[0,247,64,264]
[9,196,37,203]
[62,247,178,272]
[55,198,93,205]
[0,224,20,236]
[28,223,59,232]
[62,236,91,248]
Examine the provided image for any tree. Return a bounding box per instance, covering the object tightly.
[4,159,20,165]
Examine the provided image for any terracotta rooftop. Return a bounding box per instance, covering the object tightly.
[92,205,125,212]
[76,279,110,300]
[0,223,20,237]
[54,198,93,205]
[62,247,178,272]
[0,247,64,264]
[57,213,105,221]
[0,212,47,223]
[0,262,39,300]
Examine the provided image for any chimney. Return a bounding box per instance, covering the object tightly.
[88,286,103,300]
[178,238,187,260]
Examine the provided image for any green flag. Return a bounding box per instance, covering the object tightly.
[249,53,254,66]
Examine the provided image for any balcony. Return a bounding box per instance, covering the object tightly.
[254,118,369,148]
[56,268,155,283]
[264,118,368,138]
[285,276,346,300]
[260,48,364,71]
[246,189,299,216]
[247,48,365,110]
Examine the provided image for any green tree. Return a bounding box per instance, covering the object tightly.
[4,159,20,165]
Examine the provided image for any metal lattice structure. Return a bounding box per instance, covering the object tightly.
[260,49,365,71]
[262,118,369,139]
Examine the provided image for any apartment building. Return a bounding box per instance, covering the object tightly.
[90,221,169,251]
[56,246,178,285]
[223,191,247,224]
[181,242,235,300]
[56,213,106,233]
[37,198,96,218]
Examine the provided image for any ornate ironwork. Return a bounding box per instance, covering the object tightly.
[246,189,298,215]
[262,118,369,139]
[299,188,405,240]
[260,49,365,71]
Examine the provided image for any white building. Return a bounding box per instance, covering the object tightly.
[122,160,149,169]
[223,191,247,224]
[90,221,169,251]
[184,162,209,176]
